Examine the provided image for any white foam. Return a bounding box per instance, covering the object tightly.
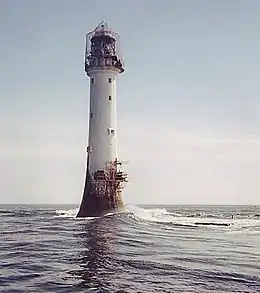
[54,208,121,219]
[55,208,79,218]
[126,205,260,230]
[126,205,178,223]
[53,205,259,232]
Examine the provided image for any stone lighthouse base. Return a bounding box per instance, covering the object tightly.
[77,161,127,218]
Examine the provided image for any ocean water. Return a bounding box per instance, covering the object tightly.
[0,205,259,293]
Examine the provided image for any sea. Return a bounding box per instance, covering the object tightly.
[0,205,259,293]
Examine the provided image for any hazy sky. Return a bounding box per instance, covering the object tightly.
[1,0,260,205]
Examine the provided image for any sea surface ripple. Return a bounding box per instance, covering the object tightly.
[0,204,259,292]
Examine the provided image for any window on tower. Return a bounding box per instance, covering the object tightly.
[108,78,112,83]
[90,113,93,118]
[91,78,94,84]
[107,128,115,135]
[87,146,92,153]
[108,95,112,101]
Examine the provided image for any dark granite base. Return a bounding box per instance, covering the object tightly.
[77,167,125,218]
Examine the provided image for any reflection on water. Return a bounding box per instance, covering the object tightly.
[1,206,259,293]
[71,216,118,291]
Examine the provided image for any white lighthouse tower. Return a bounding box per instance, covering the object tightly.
[77,22,127,217]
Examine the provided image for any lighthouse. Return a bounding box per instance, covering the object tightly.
[77,22,127,217]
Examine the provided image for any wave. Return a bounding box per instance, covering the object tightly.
[126,205,228,226]
[126,206,260,231]
[54,208,121,220]
[53,205,260,232]
[126,205,181,222]
[55,208,79,218]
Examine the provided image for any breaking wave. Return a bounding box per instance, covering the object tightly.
[55,208,122,219]
[55,208,79,218]
[126,205,260,232]
[53,204,260,233]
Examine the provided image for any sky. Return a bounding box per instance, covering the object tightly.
[1,0,260,205]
